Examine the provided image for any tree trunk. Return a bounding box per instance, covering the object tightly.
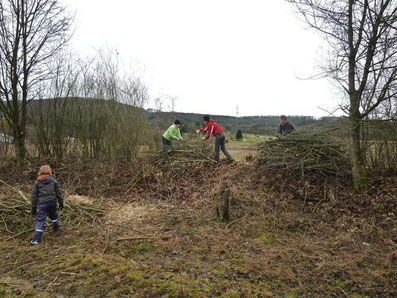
[349,118,368,192]
[222,191,231,222]
[14,129,26,160]
[217,184,231,222]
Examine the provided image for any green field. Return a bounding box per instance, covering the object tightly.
[227,133,274,145]
[226,134,273,162]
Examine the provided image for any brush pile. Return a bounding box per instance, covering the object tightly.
[152,138,215,178]
[0,180,104,240]
[255,134,350,179]
[123,138,215,192]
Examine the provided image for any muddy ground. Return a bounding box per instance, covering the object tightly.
[0,154,396,297]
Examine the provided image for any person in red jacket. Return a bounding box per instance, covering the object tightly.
[197,115,233,162]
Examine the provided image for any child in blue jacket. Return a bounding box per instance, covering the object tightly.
[30,165,63,245]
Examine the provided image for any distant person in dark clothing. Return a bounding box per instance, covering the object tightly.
[197,115,233,162]
[30,165,63,245]
[278,115,295,137]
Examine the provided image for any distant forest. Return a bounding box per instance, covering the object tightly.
[0,98,336,137]
[1,98,394,148]
[145,110,338,135]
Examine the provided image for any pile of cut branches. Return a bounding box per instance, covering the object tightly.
[0,180,104,240]
[152,138,215,179]
[123,138,215,192]
[255,134,350,179]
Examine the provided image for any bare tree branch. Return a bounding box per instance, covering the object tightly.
[0,0,73,159]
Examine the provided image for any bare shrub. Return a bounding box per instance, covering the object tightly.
[29,50,153,160]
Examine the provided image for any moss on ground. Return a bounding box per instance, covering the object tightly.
[1,158,396,297]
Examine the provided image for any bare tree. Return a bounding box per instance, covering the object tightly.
[286,0,397,191]
[0,0,73,159]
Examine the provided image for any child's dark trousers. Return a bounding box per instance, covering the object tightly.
[32,201,59,242]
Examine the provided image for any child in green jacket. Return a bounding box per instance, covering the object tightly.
[162,119,183,150]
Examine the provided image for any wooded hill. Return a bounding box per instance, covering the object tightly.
[17,98,395,139]
[20,97,338,136]
[145,109,338,135]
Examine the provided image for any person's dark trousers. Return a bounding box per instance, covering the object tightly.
[162,136,173,152]
[32,201,59,242]
[215,133,233,162]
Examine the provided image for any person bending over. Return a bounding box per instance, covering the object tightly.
[278,115,295,137]
[198,115,233,162]
[162,119,183,151]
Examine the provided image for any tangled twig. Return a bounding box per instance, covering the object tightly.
[0,180,104,239]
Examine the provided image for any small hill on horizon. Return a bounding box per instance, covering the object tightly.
[24,97,339,136]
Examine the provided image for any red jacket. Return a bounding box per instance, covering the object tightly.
[199,121,224,139]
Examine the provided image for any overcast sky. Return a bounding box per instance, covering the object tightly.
[61,0,340,117]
